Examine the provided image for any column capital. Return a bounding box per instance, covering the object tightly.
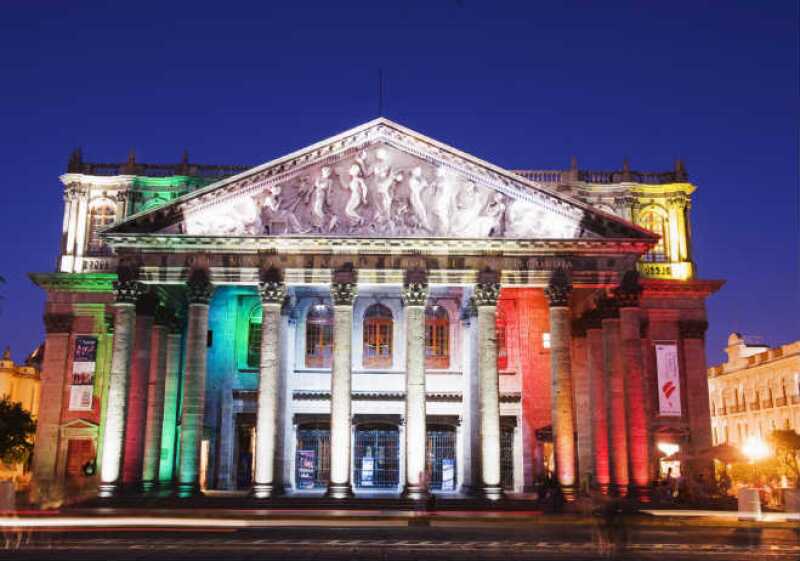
[401,282,428,307]
[544,269,572,307]
[473,283,500,307]
[43,312,73,334]
[186,269,214,305]
[331,282,357,306]
[613,270,642,308]
[259,281,287,305]
[113,279,143,305]
[135,291,159,316]
[679,319,708,339]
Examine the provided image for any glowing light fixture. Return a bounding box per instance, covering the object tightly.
[742,436,769,462]
[657,442,679,457]
[542,332,551,349]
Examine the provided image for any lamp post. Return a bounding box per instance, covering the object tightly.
[742,436,769,485]
[739,436,770,521]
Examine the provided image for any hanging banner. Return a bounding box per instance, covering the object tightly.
[69,336,97,410]
[656,343,681,416]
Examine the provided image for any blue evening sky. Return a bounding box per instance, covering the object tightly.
[0,1,797,364]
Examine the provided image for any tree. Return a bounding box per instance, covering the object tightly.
[768,429,800,488]
[0,397,35,465]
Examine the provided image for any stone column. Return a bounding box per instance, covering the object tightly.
[122,292,156,486]
[402,277,429,499]
[545,271,577,501]
[98,275,141,497]
[158,321,183,484]
[327,275,357,498]
[680,320,713,454]
[571,319,591,493]
[141,307,170,490]
[176,269,214,497]
[252,276,286,498]
[615,272,651,500]
[474,277,503,501]
[601,298,629,496]
[585,311,610,493]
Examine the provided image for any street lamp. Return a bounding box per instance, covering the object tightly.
[742,436,769,484]
[738,436,770,521]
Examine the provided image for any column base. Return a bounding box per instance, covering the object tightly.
[97,482,119,499]
[251,483,278,499]
[613,484,629,498]
[560,484,578,503]
[402,483,429,501]
[633,485,652,503]
[482,484,504,501]
[141,480,157,493]
[175,482,201,498]
[325,483,354,499]
[597,483,611,496]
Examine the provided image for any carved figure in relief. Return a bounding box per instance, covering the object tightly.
[408,166,431,230]
[307,166,333,230]
[372,148,401,222]
[476,192,507,237]
[433,167,455,235]
[341,164,368,226]
[261,184,307,234]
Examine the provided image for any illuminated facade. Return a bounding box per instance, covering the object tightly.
[708,333,800,446]
[0,347,41,487]
[30,118,721,503]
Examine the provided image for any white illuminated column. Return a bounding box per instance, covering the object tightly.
[327,279,357,498]
[402,280,429,500]
[474,279,503,501]
[177,269,214,497]
[98,276,141,498]
[545,271,577,501]
[252,279,286,498]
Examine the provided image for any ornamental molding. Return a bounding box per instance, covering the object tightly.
[112,279,143,305]
[613,270,643,308]
[544,269,572,307]
[186,269,214,304]
[29,273,116,293]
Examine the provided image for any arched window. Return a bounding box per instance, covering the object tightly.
[87,200,116,254]
[496,312,508,370]
[638,208,670,262]
[425,306,449,369]
[363,303,393,368]
[246,306,262,369]
[305,303,333,368]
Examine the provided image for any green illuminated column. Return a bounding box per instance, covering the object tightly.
[326,273,357,499]
[177,269,214,497]
[158,320,183,484]
[252,276,286,498]
[474,273,503,501]
[141,307,169,490]
[98,274,141,498]
[402,275,428,500]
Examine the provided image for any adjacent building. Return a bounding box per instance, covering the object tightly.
[708,333,800,446]
[29,118,721,503]
[0,347,42,486]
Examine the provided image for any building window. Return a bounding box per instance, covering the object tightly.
[363,303,393,368]
[87,201,116,254]
[246,306,262,369]
[296,424,330,489]
[496,313,508,370]
[425,306,449,369]
[426,425,457,491]
[305,303,333,368]
[639,208,670,262]
[353,424,399,488]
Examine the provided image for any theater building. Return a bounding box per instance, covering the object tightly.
[29,118,721,503]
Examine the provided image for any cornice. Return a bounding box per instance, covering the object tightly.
[29,272,116,293]
[641,278,725,298]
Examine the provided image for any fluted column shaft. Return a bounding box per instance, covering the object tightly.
[177,271,214,496]
[402,281,428,499]
[98,279,141,497]
[141,315,169,488]
[602,311,629,495]
[253,281,286,498]
[586,321,610,492]
[475,281,502,500]
[158,329,183,483]
[620,306,650,498]
[327,281,356,498]
[546,274,577,501]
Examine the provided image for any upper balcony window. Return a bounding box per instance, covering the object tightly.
[246,305,262,369]
[363,303,393,369]
[87,200,116,255]
[425,306,449,369]
[305,303,333,368]
[639,208,670,262]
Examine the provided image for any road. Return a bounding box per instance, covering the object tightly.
[1,515,799,561]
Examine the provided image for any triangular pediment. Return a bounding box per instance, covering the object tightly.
[108,118,654,241]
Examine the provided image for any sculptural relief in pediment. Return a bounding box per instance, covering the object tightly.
[177,143,584,239]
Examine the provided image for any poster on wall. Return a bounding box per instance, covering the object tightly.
[297,450,316,489]
[441,459,455,491]
[656,343,681,416]
[361,456,374,487]
[69,336,97,410]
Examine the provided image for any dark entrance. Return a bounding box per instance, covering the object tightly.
[426,425,457,491]
[500,423,515,491]
[234,413,255,490]
[295,424,330,489]
[353,424,399,489]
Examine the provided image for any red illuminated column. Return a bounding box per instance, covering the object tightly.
[545,271,577,501]
[141,307,169,489]
[601,299,629,496]
[571,320,591,492]
[615,272,651,500]
[121,291,156,486]
[680,320,713,455]
[585,311,610,493]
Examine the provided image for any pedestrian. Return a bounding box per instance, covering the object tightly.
[0,479,22,550]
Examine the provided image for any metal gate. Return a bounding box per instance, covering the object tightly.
[295,425,330,489]
[353,424,399,489]
[500,426,515,490]
[426,425,457,491]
